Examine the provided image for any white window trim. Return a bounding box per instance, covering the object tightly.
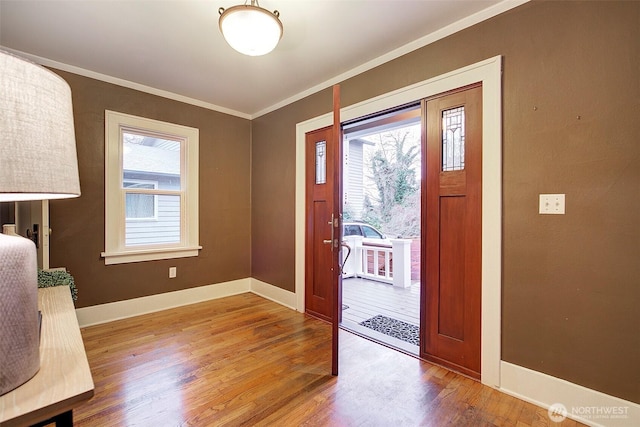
[102,110,201,265]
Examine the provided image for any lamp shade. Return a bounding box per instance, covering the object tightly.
[0,50,80,202]
[219,3,283,56]
[0,50,81,396]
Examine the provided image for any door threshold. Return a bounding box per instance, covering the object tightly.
[340,320,419,357]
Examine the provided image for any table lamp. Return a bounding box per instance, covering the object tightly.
[0,50,80,395]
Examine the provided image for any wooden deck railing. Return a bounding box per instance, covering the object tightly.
[341,236,412,288]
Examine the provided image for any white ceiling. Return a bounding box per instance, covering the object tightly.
[0,0,523,118]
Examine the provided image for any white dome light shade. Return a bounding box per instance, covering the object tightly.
[219,3,283,56]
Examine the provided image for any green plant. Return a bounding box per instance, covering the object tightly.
[37,269,78,301]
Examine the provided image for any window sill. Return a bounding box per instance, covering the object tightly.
[101,246,202,265]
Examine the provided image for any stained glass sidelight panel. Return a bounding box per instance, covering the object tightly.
[442,106,465,171]
[316,140,327,184]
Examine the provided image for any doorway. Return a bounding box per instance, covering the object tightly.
[339,104,422,356]
[305,84,483,379]
[295,56,502,387]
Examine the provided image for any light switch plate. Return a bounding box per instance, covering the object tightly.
[539,194,565,214]
[169,267,177,278]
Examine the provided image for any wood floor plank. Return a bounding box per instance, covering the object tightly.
[73,293,585,426]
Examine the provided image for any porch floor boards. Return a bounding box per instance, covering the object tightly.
[341,277,420,327]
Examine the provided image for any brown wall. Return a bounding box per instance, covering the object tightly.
[49,70,252,308]
[251,1,639,403]
[251,88,333,291]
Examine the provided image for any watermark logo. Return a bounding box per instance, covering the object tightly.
[548,403,568,422]
[548,403,630,422]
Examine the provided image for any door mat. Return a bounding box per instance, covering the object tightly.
[360,315,419,346]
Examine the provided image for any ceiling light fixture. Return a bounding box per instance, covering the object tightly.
[218,0,283,56]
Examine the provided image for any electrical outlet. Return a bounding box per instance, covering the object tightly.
[539,194,565,214]
[169,267,177,278]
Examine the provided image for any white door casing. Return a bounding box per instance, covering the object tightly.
[295,56,502,387]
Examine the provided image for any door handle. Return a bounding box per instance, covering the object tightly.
[26,224,39,248]
[323,239,332,244]
[327,214,336,250]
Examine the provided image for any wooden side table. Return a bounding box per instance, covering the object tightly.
[0,286,94,426]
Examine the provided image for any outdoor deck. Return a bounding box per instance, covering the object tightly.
[341,277,420,354]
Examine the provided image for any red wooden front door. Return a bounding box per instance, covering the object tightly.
[305,126,338,323]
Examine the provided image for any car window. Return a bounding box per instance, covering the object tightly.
[362,225,383,239]
[344,225,361,236]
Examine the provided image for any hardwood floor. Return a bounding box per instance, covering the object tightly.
[74,293,584,426]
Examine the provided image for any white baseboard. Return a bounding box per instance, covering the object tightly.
[499,361,639,427]
[250,278,297,310]
[75,278,251,327]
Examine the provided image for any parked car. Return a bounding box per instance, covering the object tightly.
[343,222,392,246]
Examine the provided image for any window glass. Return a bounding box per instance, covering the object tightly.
[315,140,326,184]
[123,181,156,219]
[125,193,155,219]
[125,195,181,246]
[362,225,383,239]
[121,131,182,246]
[122,133,181,189]
[442,106,465,171]
[344,224,361,236]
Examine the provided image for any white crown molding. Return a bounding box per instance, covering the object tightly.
[0,47,252,120]
[252,0,528,118]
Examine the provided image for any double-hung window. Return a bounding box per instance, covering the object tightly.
[102,111,200,264]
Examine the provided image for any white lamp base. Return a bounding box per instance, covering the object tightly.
[0,232,40,395]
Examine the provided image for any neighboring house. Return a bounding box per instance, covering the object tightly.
[342,137,374,220]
